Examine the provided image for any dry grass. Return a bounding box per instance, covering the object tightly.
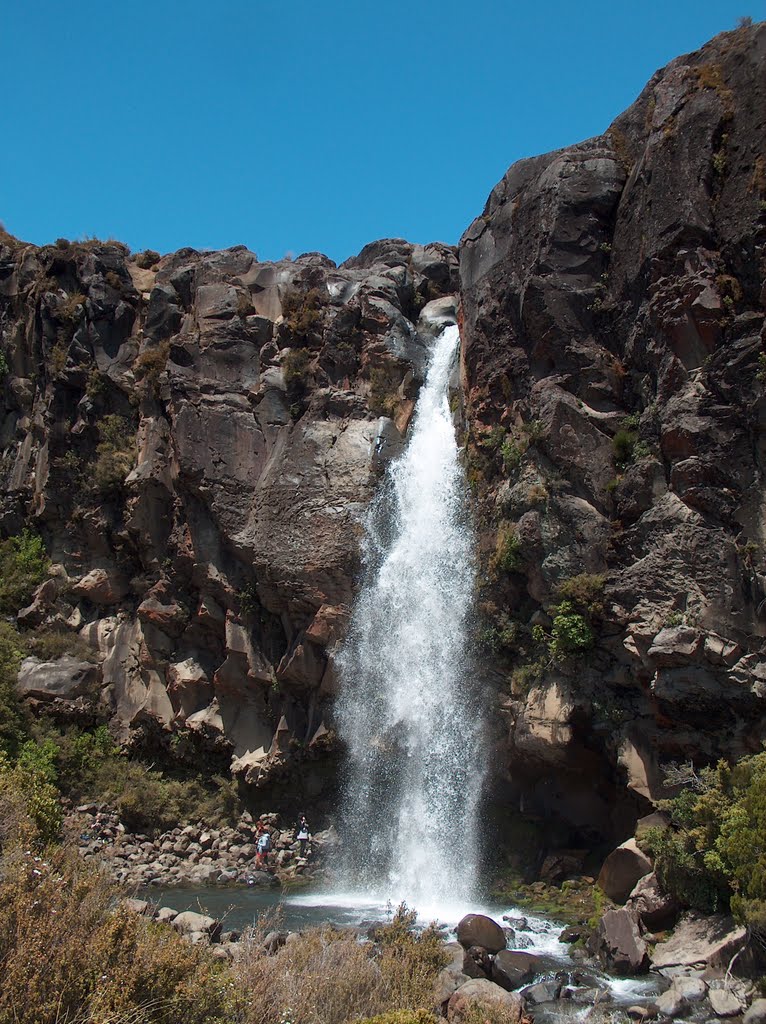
[234,905,449,1024]
[0,845,232,1024]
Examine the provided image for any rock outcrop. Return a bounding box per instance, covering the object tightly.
[0,232,457,796]
[459,21,766,847]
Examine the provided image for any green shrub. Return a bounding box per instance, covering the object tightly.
[548,601,594,659]
[92,414,136,493]
[612,427,637,466]
[644,753,766,929]
[0,740,62,848]
[555,572,606,616]
[493,523,523,573]
[0,621,28,759]
[500,438,523,472]
[0,529,49,614]
[284,347,312,392]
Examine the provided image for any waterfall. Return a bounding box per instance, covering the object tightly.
[335,323,483,910]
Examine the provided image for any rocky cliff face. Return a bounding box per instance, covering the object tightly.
[0,230,457,798]
[460,22,766,846]
[2,23,764,852]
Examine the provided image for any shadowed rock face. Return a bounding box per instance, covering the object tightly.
[0,232,457,795]
[460,23,766,844]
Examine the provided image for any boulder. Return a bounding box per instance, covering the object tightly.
[491,949,540,990]
[72,568,129,605]
[709,988,746,1017]
[744,999,766,1024]
[171,910,222,942]
[626,872,679,931]
[650,913,747,972]
[596,909,650,975]
[462,945,492,979]
[456,913,507,953]
[597,839,653,904]
[447,979,524,1024]
[434,968,470,1012]
[16,656,100,701]
[521,979,563,1004]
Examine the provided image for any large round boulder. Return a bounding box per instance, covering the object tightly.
[596,839,653,904]
[456,913,507,953]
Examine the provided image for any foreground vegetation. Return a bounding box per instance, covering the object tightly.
[0,773,454,1024]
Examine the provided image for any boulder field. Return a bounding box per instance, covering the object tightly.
[1,23,765,867]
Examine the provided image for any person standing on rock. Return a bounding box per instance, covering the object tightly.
[256,827,272,870]
[296,814,310,857]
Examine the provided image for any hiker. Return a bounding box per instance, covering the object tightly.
[256,827,272,869]
[296,814,310,857]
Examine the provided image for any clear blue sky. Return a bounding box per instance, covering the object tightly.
[1,1,760,264]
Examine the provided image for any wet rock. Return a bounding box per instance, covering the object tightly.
[456,914,507,953]
[521,978,563,1004]
[597,909,649,975]
[491,949,540,990]
[462,945,492,979]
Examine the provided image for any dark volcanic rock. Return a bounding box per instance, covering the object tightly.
[456,914,507,953]
[459,21,766,845]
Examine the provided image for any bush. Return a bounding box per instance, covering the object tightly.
[235,902,447,1024]
[492,523,523,574]
[0,844,232,1024]
[134,248,161,269]
[134,340,170,395]
[284,347,312,394]
[555,572,606,616]
[612,427,637,467]
[368,365,401,416]
[548,601,594,659]
[644,753,766,930]
[0,621,27,759]
[0,529,49,614]
[282,287,326,339]
[92,414,136,493]
[0,740,62,848]
[25,625,98,663]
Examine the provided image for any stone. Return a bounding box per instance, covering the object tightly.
[597,839,653,904]
[447,979,524,1024]
[627,872,679,931]
[172,911,222,942]
[656,988,688,1017]
[597,909,650,975]
[72,568,129,605]
[709,989,746,1017]
[650,913,747,972]
[456,913,507,953]
[491,949,540,990]
[16,656,100,701]
[434,968,470,1012]
[744,999,766,1024]
[521,979,563,1004]
[123,898,150,916]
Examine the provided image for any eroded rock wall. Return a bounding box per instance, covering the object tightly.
[0,231,458,797]
[460,23,766,844]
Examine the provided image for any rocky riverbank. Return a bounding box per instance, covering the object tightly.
[71,804,336,887]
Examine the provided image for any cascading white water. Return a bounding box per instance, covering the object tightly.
[336,323,483,911]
